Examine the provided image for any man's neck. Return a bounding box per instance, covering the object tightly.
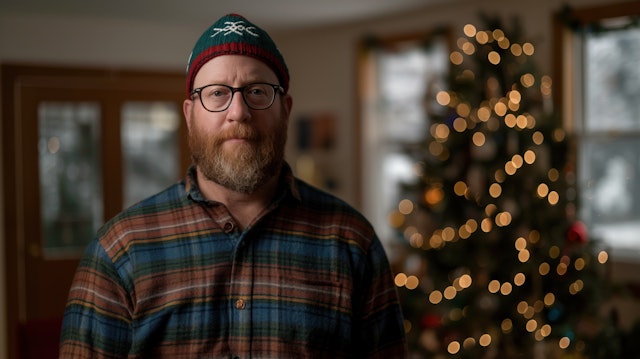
[196,168,279,229]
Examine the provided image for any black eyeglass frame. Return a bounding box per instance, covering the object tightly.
[190,82,284,112]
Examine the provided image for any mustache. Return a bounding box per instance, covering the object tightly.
[216,125,260,142]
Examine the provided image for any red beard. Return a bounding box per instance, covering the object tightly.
[189,121,287,194]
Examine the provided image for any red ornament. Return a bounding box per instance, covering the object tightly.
[421,314,441,329]
[566,221,588,244]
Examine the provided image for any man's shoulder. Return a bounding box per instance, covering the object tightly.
[98,181,189,236]
[293,178,357,210]
[290,178,374,229]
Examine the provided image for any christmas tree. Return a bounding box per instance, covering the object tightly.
[389,15,612,358]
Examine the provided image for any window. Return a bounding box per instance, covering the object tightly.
[557,3,640,260]
[358,31,450,251]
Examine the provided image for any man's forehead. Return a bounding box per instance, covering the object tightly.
[194,55,279,84]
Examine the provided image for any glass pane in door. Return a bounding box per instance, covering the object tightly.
[38,102,102,258]
[121,102,180,208]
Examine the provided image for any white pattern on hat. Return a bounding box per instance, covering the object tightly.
[212,21,259,37]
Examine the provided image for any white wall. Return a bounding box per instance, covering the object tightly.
[0,13,200,70]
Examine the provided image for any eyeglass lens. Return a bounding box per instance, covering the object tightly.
[197,83,277,112]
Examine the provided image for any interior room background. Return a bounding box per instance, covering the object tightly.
[1,0,638,358]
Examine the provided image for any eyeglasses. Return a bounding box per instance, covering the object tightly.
[190,83,284,112]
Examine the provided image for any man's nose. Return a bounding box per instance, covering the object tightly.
[226,91,251,121]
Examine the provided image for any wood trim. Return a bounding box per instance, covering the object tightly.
[562,1,640,25]
[1,63,27,359]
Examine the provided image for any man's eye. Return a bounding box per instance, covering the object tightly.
[247,88,267,96]
[205,89,229,98]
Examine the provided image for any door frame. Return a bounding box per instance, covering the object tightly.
[1,63,189,359]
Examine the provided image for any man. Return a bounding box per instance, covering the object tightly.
[60,13,407,358]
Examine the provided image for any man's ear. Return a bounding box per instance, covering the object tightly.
[283,94,293,123]
[183,98,193,132]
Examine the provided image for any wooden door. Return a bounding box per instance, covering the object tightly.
[2,64,189,359]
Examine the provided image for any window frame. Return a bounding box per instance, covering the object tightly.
[553,1,640,260]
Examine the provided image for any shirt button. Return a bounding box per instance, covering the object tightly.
[235,299,246,310]
[223,221,234,233]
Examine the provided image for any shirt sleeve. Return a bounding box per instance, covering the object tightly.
[355,236,408,358]
[59,238,133,358]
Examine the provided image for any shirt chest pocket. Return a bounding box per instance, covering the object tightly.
[251,271,353,349]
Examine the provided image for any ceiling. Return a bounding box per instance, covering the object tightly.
[0,0,446,29]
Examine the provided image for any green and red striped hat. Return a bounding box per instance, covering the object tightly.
[185,13,289,97]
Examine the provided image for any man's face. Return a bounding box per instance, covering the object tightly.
[183,55,292,194]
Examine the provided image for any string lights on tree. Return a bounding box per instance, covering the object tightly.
[390,16,611,358]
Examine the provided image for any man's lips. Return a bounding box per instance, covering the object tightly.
[218,126,258,143]
[222,137,255,147]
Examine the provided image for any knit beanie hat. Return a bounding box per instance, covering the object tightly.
[186,13,290,97]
